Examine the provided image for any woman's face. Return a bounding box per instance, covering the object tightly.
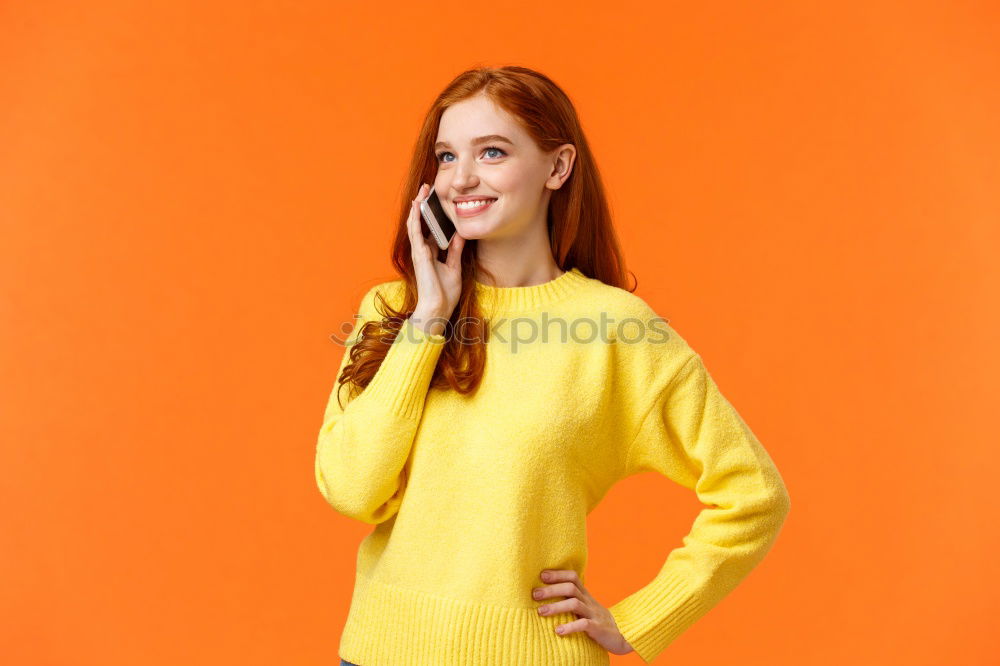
[432,93,574,242]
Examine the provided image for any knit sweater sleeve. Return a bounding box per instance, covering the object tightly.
[608,352,791,663]
[314,283,447,525]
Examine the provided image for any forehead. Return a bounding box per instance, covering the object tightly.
[436,95,524,144]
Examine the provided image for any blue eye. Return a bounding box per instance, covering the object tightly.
[435,146,507,163]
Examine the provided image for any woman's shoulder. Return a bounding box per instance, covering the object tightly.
[596,279,657,316]
[580,277,697,363]
[578,276,675,329]
[354,277,407,317]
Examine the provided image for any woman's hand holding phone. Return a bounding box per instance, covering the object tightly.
[407,183,465,338]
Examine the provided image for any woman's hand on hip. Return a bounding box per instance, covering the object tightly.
[532,569,635,656]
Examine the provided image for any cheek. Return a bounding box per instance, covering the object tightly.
[491,171,527,196]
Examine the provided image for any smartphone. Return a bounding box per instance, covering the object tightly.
[418,188,457,250]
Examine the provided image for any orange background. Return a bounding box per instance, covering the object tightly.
[2,2,997,664]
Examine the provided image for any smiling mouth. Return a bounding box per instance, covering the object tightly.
[454,198,498,216]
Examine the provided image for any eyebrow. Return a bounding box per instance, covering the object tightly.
[434,134,514,150]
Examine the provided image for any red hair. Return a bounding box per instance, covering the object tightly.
[337,65,637,408]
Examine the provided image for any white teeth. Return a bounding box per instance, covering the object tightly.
[456,198,496,209]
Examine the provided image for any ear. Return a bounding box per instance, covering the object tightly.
[546,143,576,190]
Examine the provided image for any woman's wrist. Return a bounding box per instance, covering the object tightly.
[410,309,447,338]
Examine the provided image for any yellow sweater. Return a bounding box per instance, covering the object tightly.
[315,267,790,665]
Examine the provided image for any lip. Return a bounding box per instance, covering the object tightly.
[453,197,498,218]
[453,195,498,202]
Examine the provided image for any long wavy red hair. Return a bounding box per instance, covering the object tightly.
[337,65,638,408]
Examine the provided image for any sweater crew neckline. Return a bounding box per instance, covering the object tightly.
[473,266,588,313]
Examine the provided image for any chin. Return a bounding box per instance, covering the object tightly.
[455,219,504,240]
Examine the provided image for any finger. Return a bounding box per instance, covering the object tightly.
[406,192,419,246]
[566,569,588,594]
[542,569,587,595]
[407,185,424,241]
[445,231,465,270]
[535,582,578,600]
[554,617,591,636]
[537,597,591,619]
[415,183,431,236]
[408,184,430,257]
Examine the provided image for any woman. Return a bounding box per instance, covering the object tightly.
[317,66,791,666]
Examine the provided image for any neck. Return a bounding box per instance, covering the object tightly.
[474,264,565,288]
[472,219,560,288]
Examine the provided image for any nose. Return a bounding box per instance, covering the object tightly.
[451,157,479,191]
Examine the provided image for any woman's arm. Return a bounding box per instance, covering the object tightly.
[609,352,791,662]
[314,283,447,524]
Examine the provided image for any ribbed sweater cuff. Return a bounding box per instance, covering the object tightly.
[359,317,447,420]
[608,569,705,663]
